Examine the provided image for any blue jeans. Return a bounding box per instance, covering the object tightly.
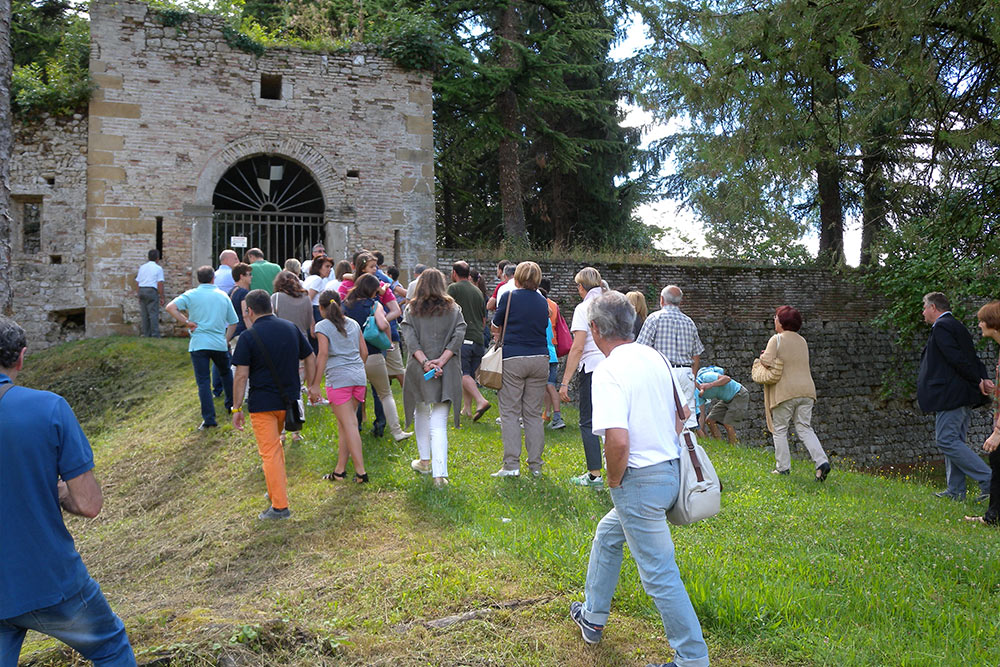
[211,349,232,396]
[936,406,991,497]
[0,577,135,666]
[191,349,233,426]
[583,460,709,667]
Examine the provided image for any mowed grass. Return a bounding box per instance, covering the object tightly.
[15,336,1000,666]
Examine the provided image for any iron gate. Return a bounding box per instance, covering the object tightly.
[212,211,325,265]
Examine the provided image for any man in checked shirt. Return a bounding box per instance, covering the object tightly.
[635,285,703,430]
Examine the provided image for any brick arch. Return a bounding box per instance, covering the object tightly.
[194,134,341,210]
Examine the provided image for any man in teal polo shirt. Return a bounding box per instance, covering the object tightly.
[0,316,136,665]
[166,266,239,429]
[245,248,282,294]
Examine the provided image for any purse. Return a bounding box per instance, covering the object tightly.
[476,291,512,391]
[363,302,392,351]
[661,354,721,526]
[248,327,305,433]
[751,333,783,385]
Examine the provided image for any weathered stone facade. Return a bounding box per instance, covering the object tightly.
[436,253,999,467]
[9,0,435,343]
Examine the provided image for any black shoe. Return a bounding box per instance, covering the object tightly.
[212,389,223,398]
[815,461,831,482]
[371,422,385,438]
[198,422,218,430]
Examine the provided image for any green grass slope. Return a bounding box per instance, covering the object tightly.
[14,337,1000,666]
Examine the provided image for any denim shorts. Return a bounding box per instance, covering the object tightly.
[547,361,559,386]
[461,342,485,377]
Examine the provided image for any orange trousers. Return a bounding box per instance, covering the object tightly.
[249,410,288,510]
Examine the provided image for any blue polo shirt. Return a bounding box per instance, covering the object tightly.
[231,315,313,412]
[696,366,742,403]
[0,375,94,618]
[171,283,238,352]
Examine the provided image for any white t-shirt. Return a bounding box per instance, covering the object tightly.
[570,287,606,373]
[303,274,328,305]
[135,261,164,288]
[497,279,516,303]
[591,343,680,468]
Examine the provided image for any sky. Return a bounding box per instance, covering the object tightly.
[610,15,863,265]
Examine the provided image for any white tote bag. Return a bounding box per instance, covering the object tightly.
[476,292,511,391]
[662,355,722,525]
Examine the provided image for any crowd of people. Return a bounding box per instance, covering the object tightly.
[3,249,995,667]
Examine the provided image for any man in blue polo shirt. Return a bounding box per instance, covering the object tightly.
[0,316,136,666]
[231,290,316,520]
[165,266,239,429]
[696,365,750,444]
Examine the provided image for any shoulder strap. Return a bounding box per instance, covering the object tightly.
[497,290,513,346]
[658,353,706,482]
[0,382,14,403]
[247,326,293,407]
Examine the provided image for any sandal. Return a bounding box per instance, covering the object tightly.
[355,472,369,484]
[323,470,347,482]
[963,515,987,525]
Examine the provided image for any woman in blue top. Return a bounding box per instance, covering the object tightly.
[342,274,411,443]
[490,261,550,477]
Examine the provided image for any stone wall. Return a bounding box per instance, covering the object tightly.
[86,0,435,336]
[9,115,89,348]
[435,252,999,466]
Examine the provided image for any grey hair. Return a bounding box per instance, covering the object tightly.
[413,263,428,276]
[588,291,636,342]
[0,317,27,369]
[503,263,516,278]
[660,285,683,305]
[923,291,950,312]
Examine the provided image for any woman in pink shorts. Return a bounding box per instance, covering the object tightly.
[309,291,370,483]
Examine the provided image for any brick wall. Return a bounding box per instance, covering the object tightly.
[436,252,998,467]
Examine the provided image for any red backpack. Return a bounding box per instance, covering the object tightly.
[554,308,573,357]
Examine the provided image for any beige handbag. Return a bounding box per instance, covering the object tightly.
[476,292,511,390]
[751,334,783,385]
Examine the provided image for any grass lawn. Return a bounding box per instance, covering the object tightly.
[15,336,1000,666]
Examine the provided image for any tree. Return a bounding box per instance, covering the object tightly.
[1,0,13,316]
[630,0,999,266]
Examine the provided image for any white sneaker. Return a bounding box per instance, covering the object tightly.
[410,459,431,474]
[491,467,520,478]
[393,430,413,442]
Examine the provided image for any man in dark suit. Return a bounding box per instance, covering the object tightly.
[917,291,992,501]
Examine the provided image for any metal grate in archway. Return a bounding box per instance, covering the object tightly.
[212,211,325,266]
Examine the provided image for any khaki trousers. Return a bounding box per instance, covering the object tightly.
[771,396,828,471]
[498,355,549,473]
[365,353,404,437]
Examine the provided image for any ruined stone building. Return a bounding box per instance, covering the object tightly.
[9,0,435,346]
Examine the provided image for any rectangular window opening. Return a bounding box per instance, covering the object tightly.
[346,169,360,178]
[22,201,42,254]
[50,254,62,264]
[393,230,401,268]
[50,308,86,334]
[155,217,164,259]
[260,74,282,100]
[45,177,55,186]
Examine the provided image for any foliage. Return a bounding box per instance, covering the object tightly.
[152,8,194,27]
[221,25,267,57]
[630,0,1000,266]
[11,0,91,116]
[15,336,1000,665]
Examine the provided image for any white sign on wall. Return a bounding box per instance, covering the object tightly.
[230,236,248,248]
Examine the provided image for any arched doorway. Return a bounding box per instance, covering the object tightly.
[212,155,325,264]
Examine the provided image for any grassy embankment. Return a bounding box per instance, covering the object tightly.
[15,337,1000,666]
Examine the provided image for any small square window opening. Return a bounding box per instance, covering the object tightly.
[260,74,282,100]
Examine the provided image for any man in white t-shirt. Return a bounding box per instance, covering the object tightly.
[301,243,326,276]
[568,291,709,667]
[214,249,238,294]
[134,249,165,337]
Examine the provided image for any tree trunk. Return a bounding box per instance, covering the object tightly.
[0,0,13,316]
[497,1,527,245]
[816,153,845,265]
[441,176,454,247]
[860,143,887,267]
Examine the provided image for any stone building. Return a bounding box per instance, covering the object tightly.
[9,0,435,344]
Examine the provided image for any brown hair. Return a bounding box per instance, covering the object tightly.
[776,305,803,332]
[977,300,1000,331]
[346,273,381,305]
[625,291,648,325]
[319,289,347,336]
[408,268,455,317]
[309,256,333,276]
[273,270,306,297]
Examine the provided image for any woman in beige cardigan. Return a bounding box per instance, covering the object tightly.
[760,305,831,481]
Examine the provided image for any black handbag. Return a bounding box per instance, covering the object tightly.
[247,327,305,433]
